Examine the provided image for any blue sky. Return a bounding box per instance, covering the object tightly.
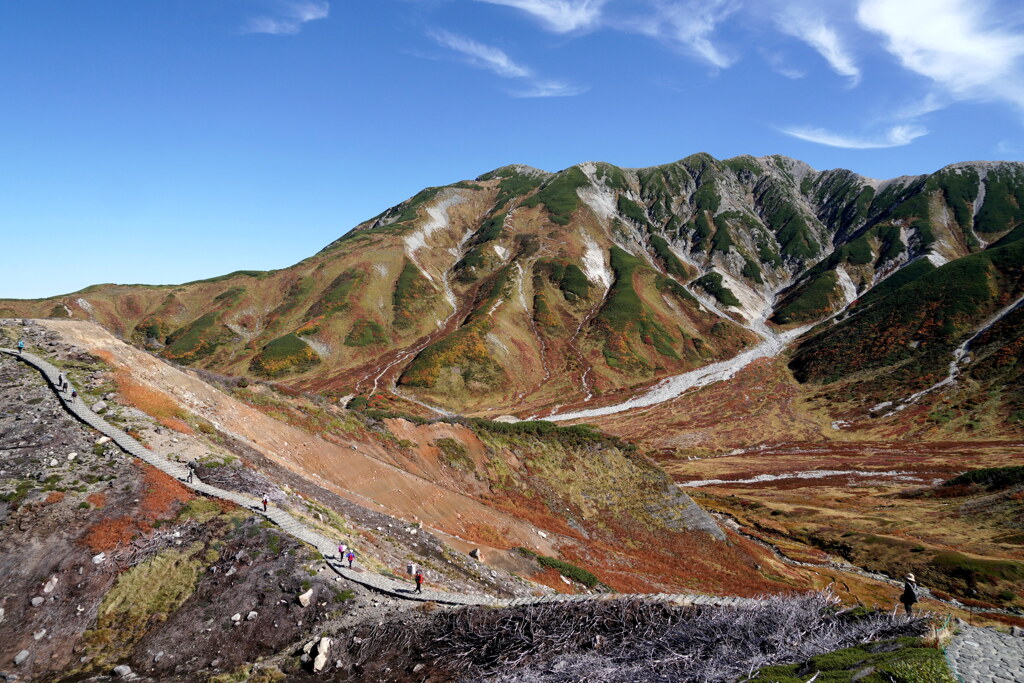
[2,0,1023,299]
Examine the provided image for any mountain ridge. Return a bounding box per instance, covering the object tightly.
[2,153,1022,433]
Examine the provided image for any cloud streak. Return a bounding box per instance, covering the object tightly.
[429,30,532,78]
[781,124,928,149]
[857,0,1024,110]
[777,10,860,85]
[242,0,329,35]
[629,0,738,69]
[475,0,609,33]
[428,29,586,97]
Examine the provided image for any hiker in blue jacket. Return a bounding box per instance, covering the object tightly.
[17,339,24,354]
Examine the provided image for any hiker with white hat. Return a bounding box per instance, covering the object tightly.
[900,573,919,615]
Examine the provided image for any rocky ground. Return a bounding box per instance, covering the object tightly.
[0,321,513,681]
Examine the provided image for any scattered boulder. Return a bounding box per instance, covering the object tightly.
[67,453,76,462]
[246,611,258,621]
[33,630,45,641]
[30,597,44,607]
[14,650,29,666]
[95,436,111,445]
[0,607,4,623]
[1013,626,1024,638]
[112,664,132,677]
[92,552,106,565]
[230,613,241,623]
[469,548,483,561]
[313,638,332,673]
[298,588,313,607]
[48,458,58,467]
[43,576,58,594]
[92,401,107,413]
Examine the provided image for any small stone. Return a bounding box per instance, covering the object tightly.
[14,650,30,666]
[298,588,313,607]
[413,663,425,673]
[92,552,106,565]
[210,659,221,668]
[224,567,236,577]
[230,613,241,623]
[112,664,132,677]
[30,597,44,607]
[104,393,117,401]
[313,652,328,673]
[92,401,107,413]
[48,458,58,467]
[154,651,164,663]
[33,630,45,641]
[246,611,258,621]
[43,576,58,594]
[95,436,111,445]
[303,641,315,656]
[0,607,4,623]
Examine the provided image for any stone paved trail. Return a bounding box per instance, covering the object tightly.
[946,625,1024,683]
[3,347,765,611]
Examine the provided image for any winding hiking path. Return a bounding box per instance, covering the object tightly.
[1,347,759,611]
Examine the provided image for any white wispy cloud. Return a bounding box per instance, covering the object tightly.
[242,0,329,35]
[474,0,609,33]
[629,0,738,69]
[428,29,586,97]
[857,0,1024,110]
[781,124,928,148]
[514,80,590,97]
[429,30,532,78]
[776,9,860,85]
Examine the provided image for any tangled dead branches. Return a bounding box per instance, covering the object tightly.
[337,592,926,683]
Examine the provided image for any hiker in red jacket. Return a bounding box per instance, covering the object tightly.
[415,570,424,593]
[261,496,268,512]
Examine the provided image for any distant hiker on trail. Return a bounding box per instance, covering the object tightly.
[338,543,347,560]
[415,570,424,594]
[186,460,196,483]
[900,573,919,615]
[346,550,355,568]
[56,373,64,391]
[17,340,24,354]
[261,496,268,512]
[71,389,77,401]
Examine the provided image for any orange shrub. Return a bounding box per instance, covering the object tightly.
[86,492,107,509]
[139,464,193,521]
[43,491,65,505]
[82,516,137,552]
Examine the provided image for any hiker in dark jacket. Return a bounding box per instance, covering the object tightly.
[900,573,919,615]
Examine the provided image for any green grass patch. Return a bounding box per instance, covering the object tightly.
[750,637,955,683]
[536,555,599,588]
[945,465,1024,490]
[693,272,740,307]
[344,319,389,347]
[773,271,839,324]
[522,167,589,225]
[434,437,474,471]
[393,260,437,330]
[249,333,320,378]
[162,312,233,364]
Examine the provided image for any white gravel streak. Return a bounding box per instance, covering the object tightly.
[403,191,467,284]
[547,324,812,422]
[581,234,612,292]
[678,469,918,488]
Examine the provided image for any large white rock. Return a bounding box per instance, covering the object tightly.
[43,576,58,594]
[298,588,313,607]
[14,650,29,666]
